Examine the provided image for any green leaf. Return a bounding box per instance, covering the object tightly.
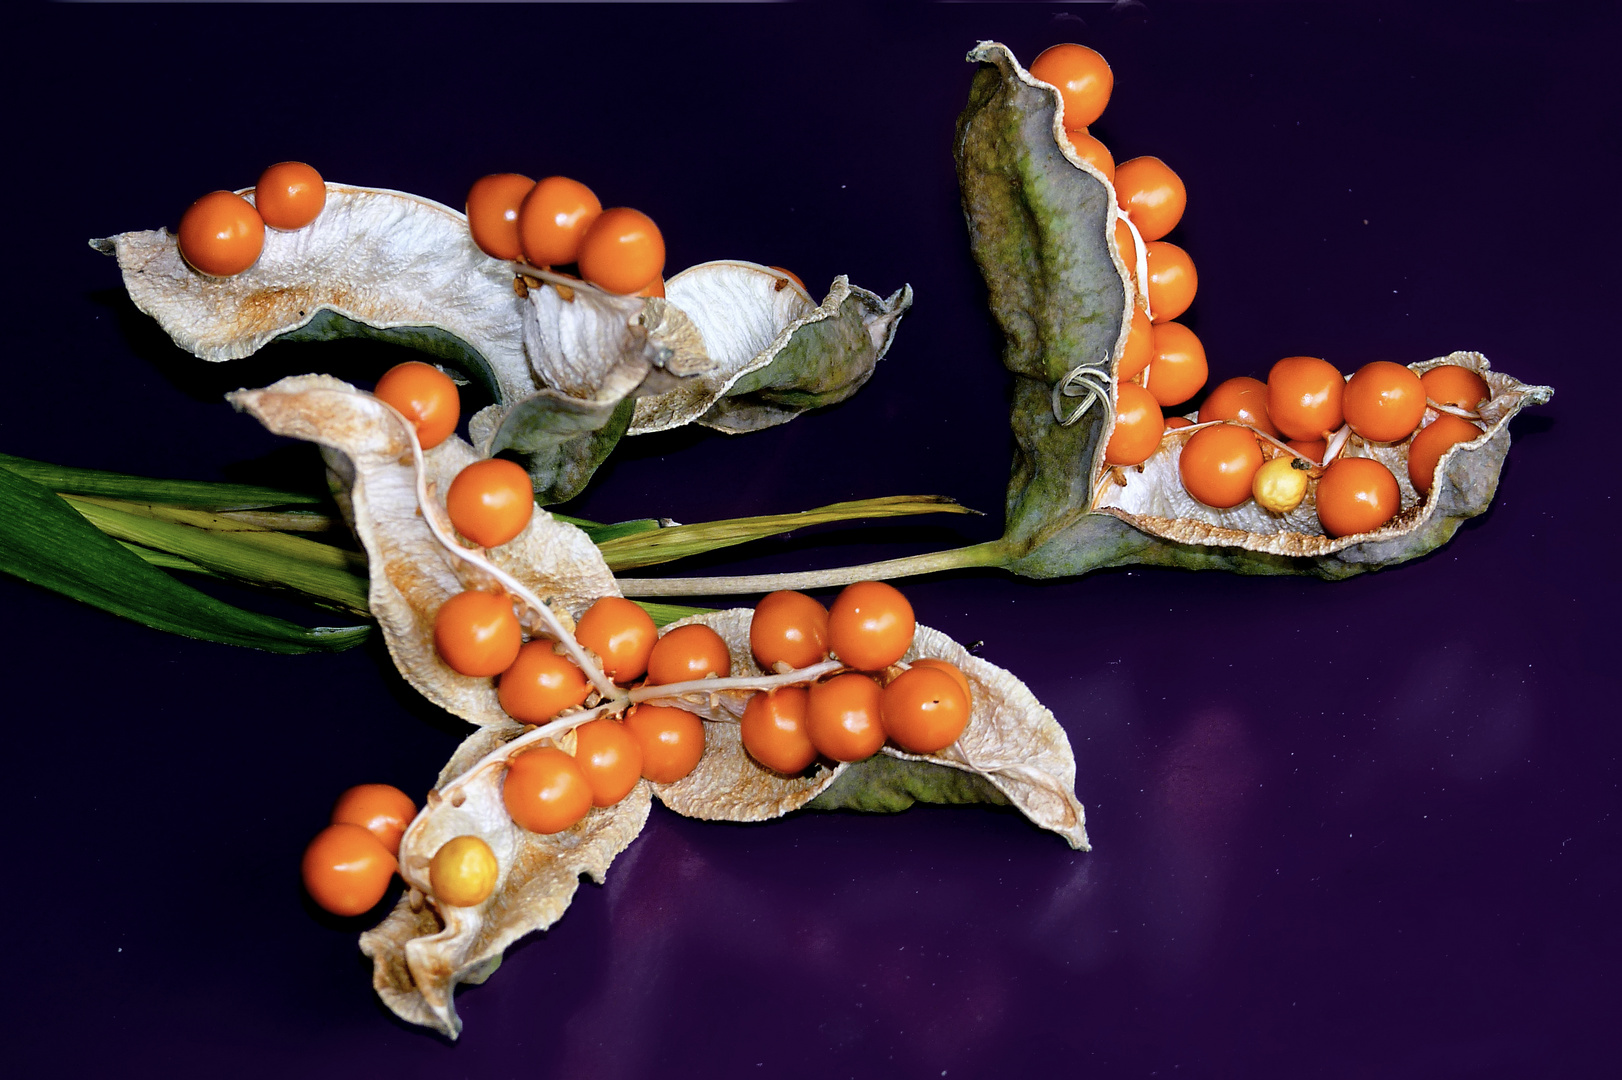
[117,540,213,575]
[0,452,320,509]
[62,495,371,613]
[580,518,662,545]
[0,467,367,652]
[596,495,973,571]
[547,512,666,545]
[631,600,712,627]
[807,756,1010,814]
[548,511,603,529]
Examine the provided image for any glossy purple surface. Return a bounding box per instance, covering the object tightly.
[4,3,1616,1076]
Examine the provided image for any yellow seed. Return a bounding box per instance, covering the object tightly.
[428,835,499,907]
[1253,456,1309,514]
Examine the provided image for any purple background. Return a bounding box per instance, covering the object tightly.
[4,2,1616,1076]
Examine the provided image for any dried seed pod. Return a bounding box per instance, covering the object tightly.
[360,748,651,1038]
[632,609,1085,846]
[234,373,1085,1039]
[357,606,1084,1039]
[956,42,1552,578]
[97,185,529,390]
[95,190,909,503]
[229,375,619,728]
[631,261,912,436]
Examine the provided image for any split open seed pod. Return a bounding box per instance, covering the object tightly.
[232,373,1084,1038]
[97,185,910,502]
[956,42,1552,579]
[629,262,911,435]
[229,374,619,728]
[362,608,1083,1039]
[631,609,1084,846]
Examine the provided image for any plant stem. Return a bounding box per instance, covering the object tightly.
[613,539,1013,597]
[209,509,336,531]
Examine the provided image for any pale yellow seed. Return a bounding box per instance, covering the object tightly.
[429,835,499,907]
[1253,456,1309,514]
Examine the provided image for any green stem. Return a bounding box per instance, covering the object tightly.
[613,539,1013,597]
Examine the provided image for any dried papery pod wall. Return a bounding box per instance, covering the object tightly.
[360,609,1084,1039]
[955,41,1552,580]
[234,375,1085,1039]
[611,41,1551,602]
[96,186,910,503]
[973,45,1557,580]
[229,375,619,726]
[58,35,1553,1051]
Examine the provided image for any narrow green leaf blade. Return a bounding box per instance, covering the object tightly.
[0,452,321,510]
[117,540,214,576]
[595,495,973,571]
[631,600,712,627]
[62,496,371,615]
[580,518,662,544]
[0,467,367,653]
[548,514,664,544]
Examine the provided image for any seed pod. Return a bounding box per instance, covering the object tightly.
[234,372,1086,1040]
[95,188,909,504]
[229,375,619,729]
[631,262,911,436]
[956,42,1552,577]
[357,603,1083,1039]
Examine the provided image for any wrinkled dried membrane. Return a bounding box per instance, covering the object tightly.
[956,42,1552,579]
[234,375,1085,1038]
[98,195,909,502]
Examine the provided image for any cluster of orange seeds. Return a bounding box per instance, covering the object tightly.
[1028,46,1204,457]
[741,583,973,767]
[464,171,806,297]
[302,782,504,915]
[465,172,667,296]
[1034,44,1492,539]
[1144,360,1490,537]
[437,578,976,837]
[301,784,416,916]
[1175,360,1490,534]
[297,363,980,916]
[176,161,327,277]
[302,580,976,916]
